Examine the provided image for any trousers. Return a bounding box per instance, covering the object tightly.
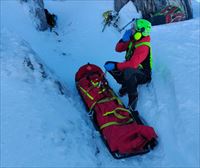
[108,68,150,96]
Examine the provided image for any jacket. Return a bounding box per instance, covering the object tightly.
[115,36,151,76]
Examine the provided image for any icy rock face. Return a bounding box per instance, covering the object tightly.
[22,0,48,31]
[133,0,158,17]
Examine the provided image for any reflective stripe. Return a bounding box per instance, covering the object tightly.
[103,107,131,119]
[125,42,133,60]
[109,89,123,105]
[100,118,134,130]
[104,110,127,119]
[91,80,99,87]
[135,41,150,48]
[125,41,153,69]
[79,86,94,100]
[98,88,106,94]
[100,107,134,130]
[135,42,153,69]
[89,96,120,112]
[100,121,119,130]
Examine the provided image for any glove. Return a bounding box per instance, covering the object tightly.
[104,62,116,71]
[122,29,133,42]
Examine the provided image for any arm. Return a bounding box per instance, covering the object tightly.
[115,39,130,52]
[117,45,149,71]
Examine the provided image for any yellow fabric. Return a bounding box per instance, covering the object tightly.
[100,107,134,130]
[79,86,94,100]
[89,96,119,112]
[103,107,131,119]
[98,88,106,94]
[100,118,134,130]
[109,89,123,105]
[135,41,153,69]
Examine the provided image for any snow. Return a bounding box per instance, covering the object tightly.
[1,0,199,167]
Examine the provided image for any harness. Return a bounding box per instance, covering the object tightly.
[125,41,153,70]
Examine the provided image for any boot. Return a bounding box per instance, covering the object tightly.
[118,85,127,97]
[128,94,138,111]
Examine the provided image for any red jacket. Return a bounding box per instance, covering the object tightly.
[116,36,150,71]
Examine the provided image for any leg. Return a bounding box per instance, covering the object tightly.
[107,69,127,96]
[123,68,149,110]
[107,69,124,84]
[124,68,148,94]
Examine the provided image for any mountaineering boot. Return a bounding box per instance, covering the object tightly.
[118,85,127,97]
[128,94,138,111]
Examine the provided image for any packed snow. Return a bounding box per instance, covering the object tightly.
[1,0,199,167]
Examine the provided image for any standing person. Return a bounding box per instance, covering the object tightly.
[104,19,152,111]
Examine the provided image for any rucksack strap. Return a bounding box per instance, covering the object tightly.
[125,42,133,61]
[135,41,150,48]
[125,41,153,70]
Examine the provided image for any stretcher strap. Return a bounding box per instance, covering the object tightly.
[103,107,131,119]
[78,83,122,113]
[89,95,121,112]
[77,78,107,101]
[109,89,123,106]
[79,86,94,100]
[89,87,125,111]
[78,82,129,126]
[100,107,134,130]
[100,118,134,130]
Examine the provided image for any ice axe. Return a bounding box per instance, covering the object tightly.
[119,18,135,33]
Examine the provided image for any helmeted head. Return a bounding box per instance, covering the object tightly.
[132,19,152,40]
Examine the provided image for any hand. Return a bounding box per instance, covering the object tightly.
[104,62,116,71]
[122,29,133,42]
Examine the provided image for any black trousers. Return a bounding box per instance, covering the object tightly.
[108,68,150,96]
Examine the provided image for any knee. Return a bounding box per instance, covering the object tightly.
[124,68,137,81]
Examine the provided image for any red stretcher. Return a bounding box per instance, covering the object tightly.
[75,63,158,159]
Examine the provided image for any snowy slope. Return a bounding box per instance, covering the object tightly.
[0,30,100,167]
[1,0,200,167]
